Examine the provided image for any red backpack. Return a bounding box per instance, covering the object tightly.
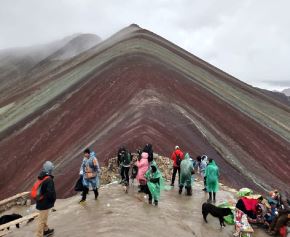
[31,176,50,201]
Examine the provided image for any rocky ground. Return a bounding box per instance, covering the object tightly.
[100,154,174,185]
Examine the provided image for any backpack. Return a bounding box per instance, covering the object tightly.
[131,165,138,179]
[31,176,50,201]
[123,153,131,166]
[74,176,84,192]
[175,152,182,167]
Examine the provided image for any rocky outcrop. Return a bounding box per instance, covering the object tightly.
[100,154,172,185]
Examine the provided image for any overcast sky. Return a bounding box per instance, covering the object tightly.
[0,0,289,90]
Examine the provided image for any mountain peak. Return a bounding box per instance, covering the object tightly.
[282,88,290,96]
[0,26,289,200]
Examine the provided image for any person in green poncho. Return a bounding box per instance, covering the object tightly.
[205,158,219,203]
[145,161,163,206]
[179,153,194,196]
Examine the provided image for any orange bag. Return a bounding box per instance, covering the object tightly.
[30,176,50,201]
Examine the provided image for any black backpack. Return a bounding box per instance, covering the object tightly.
[131,165,138,179]
[175,153,182,167]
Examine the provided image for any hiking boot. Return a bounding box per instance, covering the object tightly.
[79,199,86,204]
[154,200,158,206]
[44,228,54,236]
[149,199,152,204]
[170,183,174,187]
[94,189,99,200]
[207,199,212,203]
[266,229,272,233]
[179,187,182,195]
[269,231,278,236]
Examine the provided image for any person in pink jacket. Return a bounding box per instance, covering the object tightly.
[136,152,152,202]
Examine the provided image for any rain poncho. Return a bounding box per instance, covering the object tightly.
[180,153,194,188]
[82,152,100,189]
[237,188,253,197]
[145,161,163,201]
[205,160,219,192]
[200,156,208,178]
[218,202,235,225]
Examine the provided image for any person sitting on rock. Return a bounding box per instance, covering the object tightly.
[145,161,163,206]
[236,195,264,222]
[79,148,100,204]
[268,192,290,236]
[179,153,194,196]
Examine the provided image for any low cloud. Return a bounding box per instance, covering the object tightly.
[0,0,289,90]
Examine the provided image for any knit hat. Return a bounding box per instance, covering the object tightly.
[175,145,180,150]
[43,161,54,175]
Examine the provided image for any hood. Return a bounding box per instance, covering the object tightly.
[184,153,190,160]
[38,170,54,180]
[90,151,96,158]
[38,161,54,179]
[208,160,217,167]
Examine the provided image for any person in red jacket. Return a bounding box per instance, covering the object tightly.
[170,146,184,186]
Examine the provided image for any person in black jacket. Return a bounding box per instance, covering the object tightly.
[36,161,56,237]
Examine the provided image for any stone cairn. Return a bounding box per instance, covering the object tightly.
[100,153,173,185]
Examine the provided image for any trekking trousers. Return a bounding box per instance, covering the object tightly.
[171,167,180,185]
[121,166,130,185]
[36,209,49,237]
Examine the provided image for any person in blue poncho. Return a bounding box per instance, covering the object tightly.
[79,148,100,204]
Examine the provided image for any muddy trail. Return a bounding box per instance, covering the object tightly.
[5,180,268,237]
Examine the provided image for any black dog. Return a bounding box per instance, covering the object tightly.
[0,214,22,230]
[202,203,232,227]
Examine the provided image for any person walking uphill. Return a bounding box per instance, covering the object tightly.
[171,146,184,186]
[205,158,219,203]
[33,161,56,237]
[145,161,163,206]
[79,148,100,204]
[179,153,194,196]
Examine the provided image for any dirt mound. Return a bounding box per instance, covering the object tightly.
[100,155,172,185]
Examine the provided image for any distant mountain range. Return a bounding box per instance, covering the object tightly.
[0,24,289,199]
[282,88,290,96]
